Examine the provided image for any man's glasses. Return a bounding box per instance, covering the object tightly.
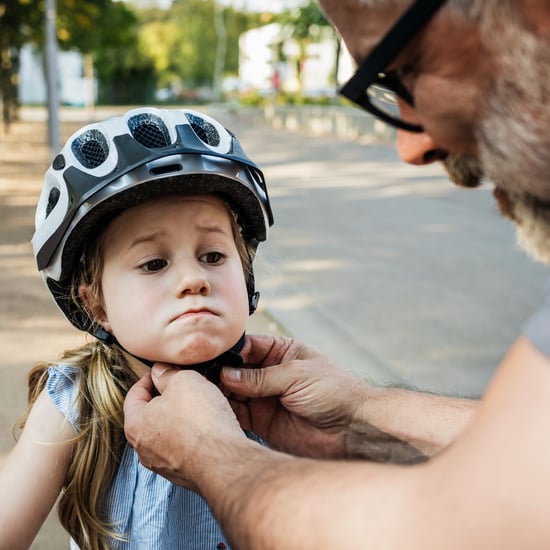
[339,0,448,133]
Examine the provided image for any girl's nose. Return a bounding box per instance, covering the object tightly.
[175,261,211,297]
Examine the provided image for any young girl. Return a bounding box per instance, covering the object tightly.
[0,108,273,549]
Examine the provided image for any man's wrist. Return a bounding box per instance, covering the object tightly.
[195,439,294,548]
[192,432,275,491]
[345,386,427,463]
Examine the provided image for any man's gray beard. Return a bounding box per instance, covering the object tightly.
[442,9,550,264]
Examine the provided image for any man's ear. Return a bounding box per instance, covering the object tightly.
[78,284,112,333]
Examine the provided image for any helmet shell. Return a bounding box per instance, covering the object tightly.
[32,107,273,331]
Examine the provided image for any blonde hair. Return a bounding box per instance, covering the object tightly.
[21,194,253,548]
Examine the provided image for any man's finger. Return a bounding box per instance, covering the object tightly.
[221,364,287,398]
[124,373,155,446]
[124,373,154,412]
[241,334,294,366]
[151,363,181,394]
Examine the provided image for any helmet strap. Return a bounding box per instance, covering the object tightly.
[90,325,245,385]
[249,291,260,315]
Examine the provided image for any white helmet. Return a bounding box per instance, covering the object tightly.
[32,107,273,335]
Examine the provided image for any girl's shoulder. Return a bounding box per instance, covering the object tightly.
[47,363,79,382]
[46,364,81,432]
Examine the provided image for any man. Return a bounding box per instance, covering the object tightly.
[124,1,550,547]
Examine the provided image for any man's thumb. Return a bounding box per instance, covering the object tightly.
[151,363,180,393]
[222,366,271,397]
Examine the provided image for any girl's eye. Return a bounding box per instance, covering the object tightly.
[141,258,167,272]
[199,251,224,265]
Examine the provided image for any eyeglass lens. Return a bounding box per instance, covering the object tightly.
[367,83,400,118]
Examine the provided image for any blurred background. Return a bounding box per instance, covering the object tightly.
[1,0,354,138]
[2,2,550,546]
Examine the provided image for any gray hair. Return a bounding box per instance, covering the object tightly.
[348,0,502,19]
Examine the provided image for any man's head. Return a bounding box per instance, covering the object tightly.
[320,0,550,263]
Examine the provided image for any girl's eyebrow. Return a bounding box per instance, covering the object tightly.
[127,224,230,249]
[195,223,230,236]
[127,231,166,249]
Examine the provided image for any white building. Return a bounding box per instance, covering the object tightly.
[238,22,354,96]
[19,45,95,107]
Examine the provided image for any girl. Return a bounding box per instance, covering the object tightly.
[0,108,273,549]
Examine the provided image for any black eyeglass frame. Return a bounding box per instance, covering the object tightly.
[339,0,448,133]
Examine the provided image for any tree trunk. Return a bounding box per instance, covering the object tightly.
[0,45,20,131]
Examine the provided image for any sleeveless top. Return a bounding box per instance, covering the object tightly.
[47,364,235,549]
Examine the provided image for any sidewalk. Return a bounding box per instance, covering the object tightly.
[0,107,287,549]
[3,104,548,547]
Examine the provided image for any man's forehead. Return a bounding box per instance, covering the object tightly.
[318,0,412,62]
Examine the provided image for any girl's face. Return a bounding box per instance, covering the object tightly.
[88,195,249,366]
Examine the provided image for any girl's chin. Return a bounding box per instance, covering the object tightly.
[161,338,233,366]
[131,329,244,365]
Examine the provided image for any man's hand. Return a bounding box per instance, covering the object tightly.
[124,366,248,490]
[222,335,425,463]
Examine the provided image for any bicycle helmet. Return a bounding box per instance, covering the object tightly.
[33,107,273,344]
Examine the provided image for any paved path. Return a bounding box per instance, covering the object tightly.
[1,106,549,547]
[0,107,285,549]
[217,107,549,396]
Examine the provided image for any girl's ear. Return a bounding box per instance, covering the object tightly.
[78,284,112,333]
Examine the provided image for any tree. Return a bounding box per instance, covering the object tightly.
[277,0,336,93]
[137,0,260,97]
[91,2,156,104]
[0,0,41,129]
[54,0,156,104]
[0,0,156,121]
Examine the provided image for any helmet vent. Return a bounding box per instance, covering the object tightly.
[72,129,109,169]
[150,163,183,176]
[46,187,60,217]
[128,113,171,149]
[185,113,220,147]
[71,128,109,168]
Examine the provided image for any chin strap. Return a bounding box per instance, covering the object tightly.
[92,326,245,384]
[183,333,245,384]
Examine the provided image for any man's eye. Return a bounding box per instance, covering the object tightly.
[141,258,167,272]
[376,66,416,106]
[199,251,224,264]
[380,68,405,88]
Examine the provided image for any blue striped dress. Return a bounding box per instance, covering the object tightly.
[47,364,234,549]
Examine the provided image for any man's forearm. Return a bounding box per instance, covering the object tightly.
[349,386,477,457]
[197,440,419,550]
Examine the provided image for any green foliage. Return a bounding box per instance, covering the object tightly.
[275,91,338,106]
[237,90,340,109]
[276,0,329,41]
[0,0,42,124]
[1,0,158,106]
[2,0,337,109]
[238,90,265,108]
[0,0,41,47]
[223,8,256,76]
[90,2,157,104]
[170,0,218,86]
[273,0,332,92]
[139,20,180,88]
[137,0,261,92]
[57,0,112,53]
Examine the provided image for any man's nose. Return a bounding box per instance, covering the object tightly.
[397,129,448,164]
[396,102,448,165]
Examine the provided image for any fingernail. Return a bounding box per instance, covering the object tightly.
[152,363,168,377]
[223,367,242,382]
